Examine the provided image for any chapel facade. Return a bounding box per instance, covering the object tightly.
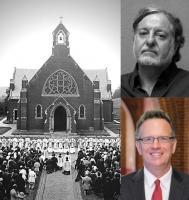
[7,21,113,133]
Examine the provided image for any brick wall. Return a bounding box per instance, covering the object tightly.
[7,99,18,123]
[103,100,113,122]
[26,55,94,132]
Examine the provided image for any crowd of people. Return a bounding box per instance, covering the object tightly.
[75,138,120,199]
[0,136,120,200]
[0,140,43,199]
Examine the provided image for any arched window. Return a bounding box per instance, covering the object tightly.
[13,109,18,121]
[79,105,86,119]
[35,105,42,118]
[57,31,65,44]
[42,69,79,97]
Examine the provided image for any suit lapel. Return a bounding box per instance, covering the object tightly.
[133,169,146,200]
[131,168,185,200]
[169,169,184,200]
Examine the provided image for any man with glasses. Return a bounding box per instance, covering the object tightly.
[120,110,189,200]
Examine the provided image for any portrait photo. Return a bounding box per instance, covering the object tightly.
[120,98,189,199]
[121,0,189,97]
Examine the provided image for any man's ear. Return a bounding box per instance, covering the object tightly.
[172,139,177,154]
[136,141,142,155]
[174,42,179,54]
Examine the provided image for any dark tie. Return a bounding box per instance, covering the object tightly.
[151,179,162,200]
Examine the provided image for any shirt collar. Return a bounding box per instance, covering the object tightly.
[131,62,179,91]
[160,167,172,190]
[144,166,172,189]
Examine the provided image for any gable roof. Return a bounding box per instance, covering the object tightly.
[53,21,69,36]
[84,68,112,100]
[9,67,112,100]
[9,68,37,99]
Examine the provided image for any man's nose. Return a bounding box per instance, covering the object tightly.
[146,32,156,46]
[152,138,161,148]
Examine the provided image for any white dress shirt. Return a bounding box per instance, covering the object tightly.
[144,166,172,200]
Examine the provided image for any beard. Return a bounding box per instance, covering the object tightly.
[137,55,161,67]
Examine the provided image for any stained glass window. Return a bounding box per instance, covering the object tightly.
[42,70,79,96]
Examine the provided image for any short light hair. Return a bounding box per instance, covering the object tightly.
[135,110,175,138]
[133,7,185,62]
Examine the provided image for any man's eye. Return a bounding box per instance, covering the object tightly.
[138,31,148,36]
[159,136,168,141]
[144,137,152,142]
[156,33,167,39]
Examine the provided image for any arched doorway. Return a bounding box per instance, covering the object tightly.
[54,106,67,131]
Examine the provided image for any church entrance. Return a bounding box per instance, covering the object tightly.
[54,106,67,131]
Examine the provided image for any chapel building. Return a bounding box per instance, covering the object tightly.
[7,21,113,133]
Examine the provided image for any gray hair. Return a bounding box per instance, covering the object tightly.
[135,110,175,138]
[133,7,185,62]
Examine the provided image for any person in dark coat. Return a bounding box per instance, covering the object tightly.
[51,154,58,172]
[15,173,26,194]
[103,176,113,200]
[0,182,5,200]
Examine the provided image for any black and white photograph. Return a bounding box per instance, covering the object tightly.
[121,0,189,97]
[0,0,121,199]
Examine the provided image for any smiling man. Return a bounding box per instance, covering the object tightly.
[121,7,189,97]
[120,110,189,200]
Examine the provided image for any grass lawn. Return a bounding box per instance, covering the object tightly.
[0,127,11,135]
[0,116,5,121]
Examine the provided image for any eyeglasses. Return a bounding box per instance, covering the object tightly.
[136,136,175,144]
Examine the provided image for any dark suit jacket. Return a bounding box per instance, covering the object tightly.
[120,168,189,200]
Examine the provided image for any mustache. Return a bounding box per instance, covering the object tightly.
[141,49,158,55]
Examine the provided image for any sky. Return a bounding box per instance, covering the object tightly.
[122,0,189,74]
[0,0,120,91]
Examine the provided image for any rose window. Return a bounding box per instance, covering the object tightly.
[42,70,79,96]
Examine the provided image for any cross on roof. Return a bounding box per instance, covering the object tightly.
[59,16,63,23]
